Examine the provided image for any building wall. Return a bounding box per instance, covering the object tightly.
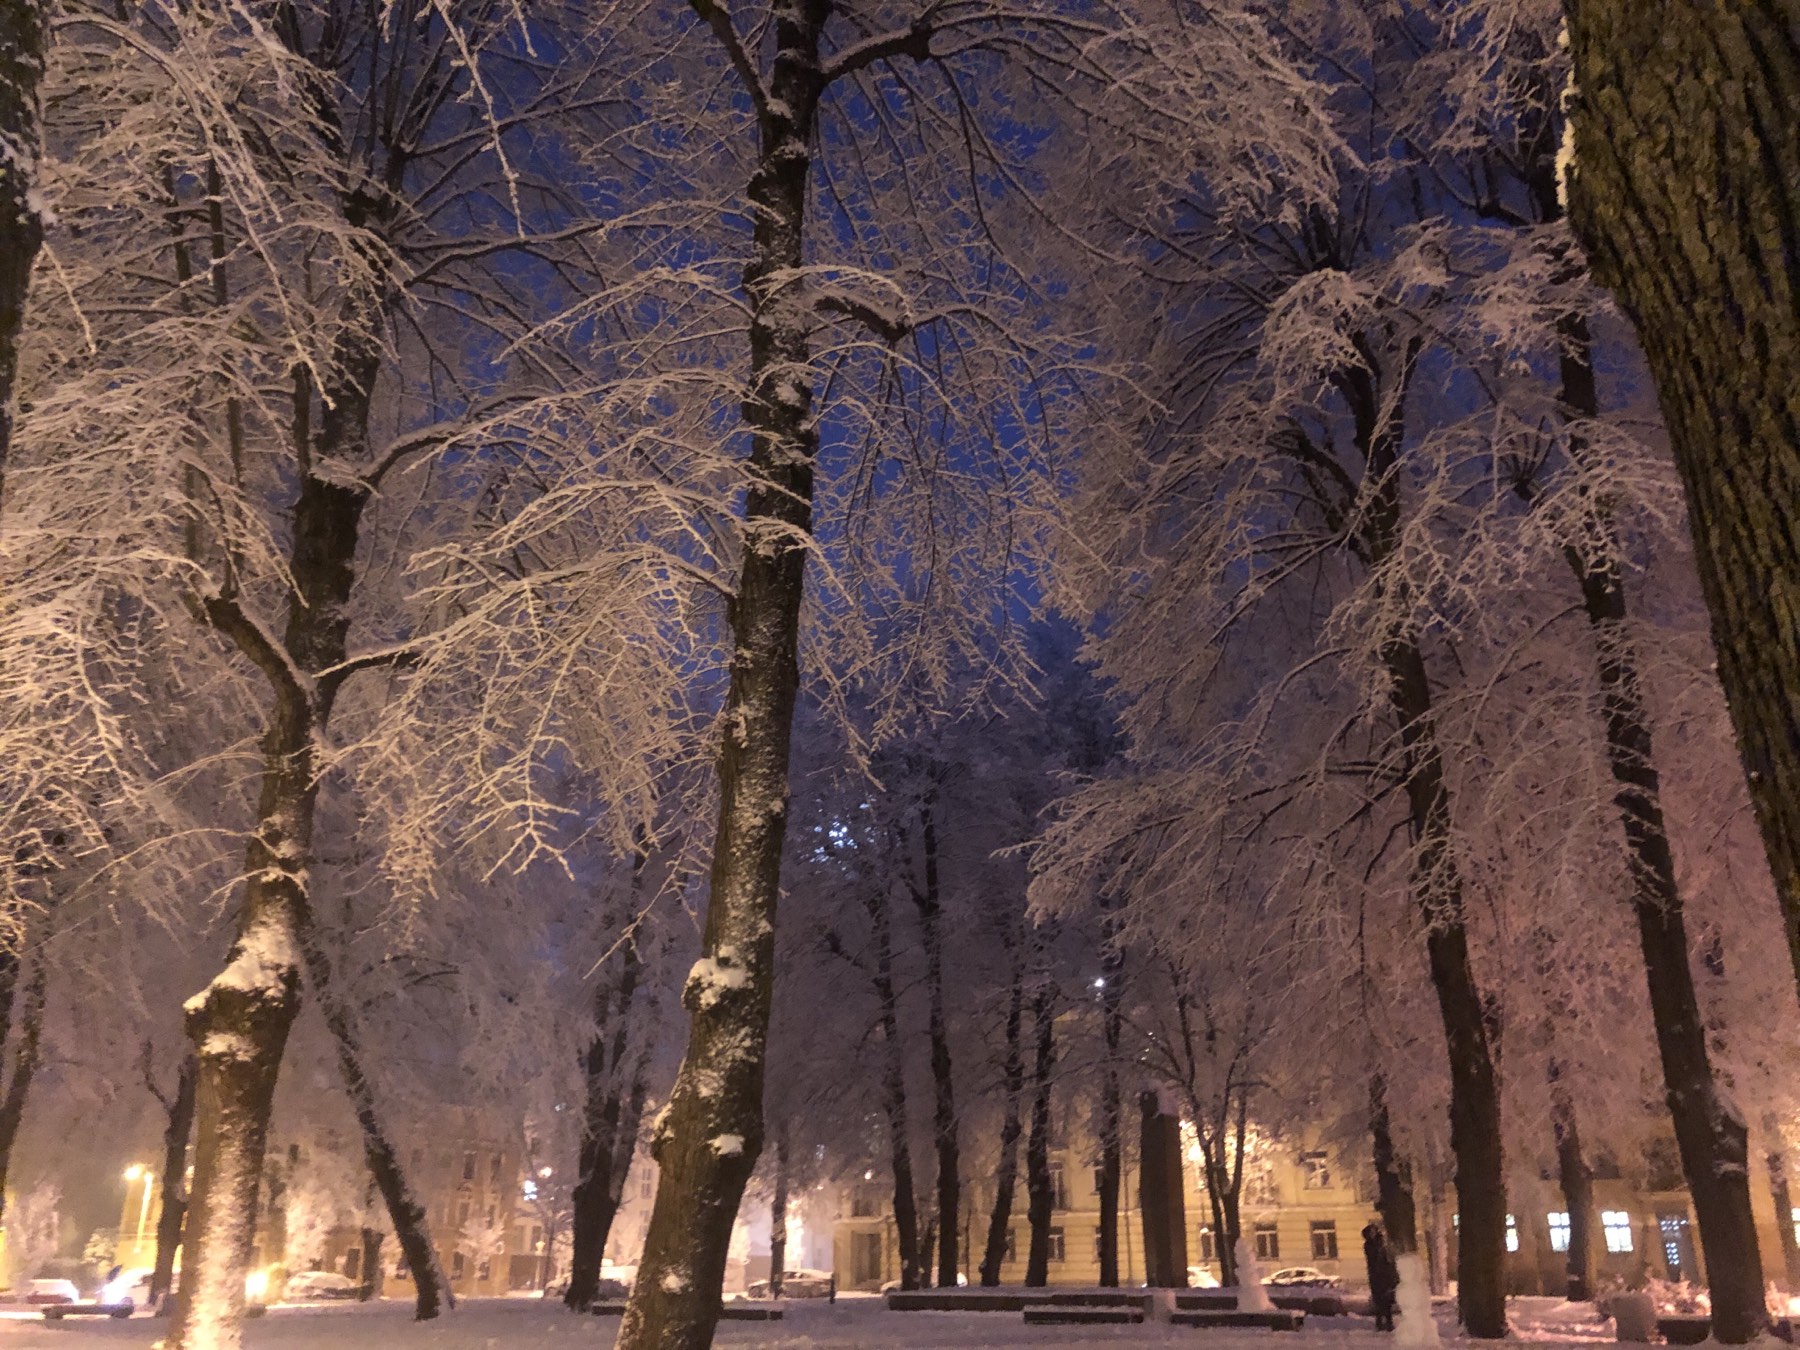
[831,1137,1372,1291]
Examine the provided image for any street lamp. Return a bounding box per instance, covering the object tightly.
[121,1165,155,1254]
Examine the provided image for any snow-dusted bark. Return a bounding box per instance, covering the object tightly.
[0,0,45,489]
[614,0,831,1335]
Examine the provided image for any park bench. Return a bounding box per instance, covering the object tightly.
[1171,1308,1305,1331]
[1024,1303,1145,1325]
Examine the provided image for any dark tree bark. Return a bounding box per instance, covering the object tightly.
[0,0,46,491]
[1550,1073,1597,1302]
[1515,146,1772,1337]
[1022,976,1056,1288]
[1562,11,1800,1108]
[867,888,923,1289]
[294,911,450,1320]
[0,950,45,1224]
[978,949,1026,1286]
[1370,1074,1418,1254]
[908,796,959,1288]
[147,1053,198,1308]
[358,1229,384,1302]
[615,4,828,1341]
[1140,1093,1189,1288]
[1096,961,1124,1286]
[768,1127,789,1298]
[1332,343,1508,1339]
[567,937,644,1311]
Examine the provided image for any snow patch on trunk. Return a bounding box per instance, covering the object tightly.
[184,919,300,1012]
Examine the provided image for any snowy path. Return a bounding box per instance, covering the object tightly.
[0,1296,1617,1349]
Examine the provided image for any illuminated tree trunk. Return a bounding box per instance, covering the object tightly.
[767,1128,789,1298]
[1371,1075,1418,1254]
[150,1054,198,1308]
[567,938,643,1311]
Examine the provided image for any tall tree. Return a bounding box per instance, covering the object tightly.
[1561,17,1800,1141]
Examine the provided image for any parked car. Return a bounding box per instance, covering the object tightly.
[1265,1267,1341,1289]
[746,1269,834,1299]
[281,1271,360,1301]
[541,1277,631,1301]
[25,1279,80,1306]
[1187,1265,1223,1289]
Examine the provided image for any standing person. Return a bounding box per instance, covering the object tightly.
[1365,1221,1398,1332]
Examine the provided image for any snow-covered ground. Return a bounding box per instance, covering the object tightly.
[0,1292,1623,1349]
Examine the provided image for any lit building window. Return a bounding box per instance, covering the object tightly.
[1548,1212,1571,1253]
[1505,1214,1519,1253]
[1603,1211,1634,1253]
[1197,1225,1216,1261]
[1048,1226,1066,1263]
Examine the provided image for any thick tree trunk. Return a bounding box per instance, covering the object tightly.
[978,956,1026,1286]
[0,950,45,1222]
[1140,1093,1189,1287]
[869,889,923,1289]
[1550,1074,1597,1301]
[295,910,450,1320]
[1563,11,1800,1106]
[768,1128,789,1298]
[911,798,960,1288]
[0,0,46,490]
[172,442,374,1350]
[1022,978,1056,1288]
[151,1055,199,1308]
[1370,1075,1418,1254]
[614,2,830,1341]
[568,939,643,1311]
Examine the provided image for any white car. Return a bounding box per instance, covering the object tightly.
[1187,1265,1222,1289]
[282,1271,360,1301]
[745,1268,834,1299]
[1266,1266,1342,1289]
[25,1279,80,1306]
